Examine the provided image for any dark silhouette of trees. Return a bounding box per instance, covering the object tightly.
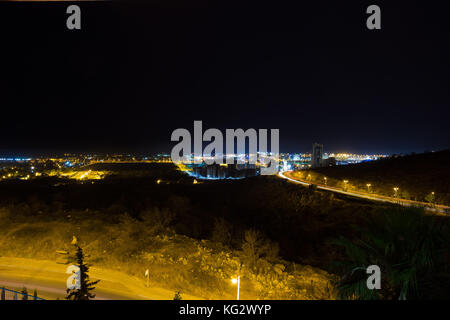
[210,217,232,246]
[66,244,100,300]
[241,229,279,271]
[173,291,182,300]
[332,208,450,299]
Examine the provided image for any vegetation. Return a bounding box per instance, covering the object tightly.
[0,161,449,299]
[173,291,182,300]
[66,244,100,300]
[304,150,450,205]
[333,208,450,299]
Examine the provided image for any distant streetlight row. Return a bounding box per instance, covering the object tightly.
[303,173,436,203]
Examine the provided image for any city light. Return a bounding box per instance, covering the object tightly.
[393,187,399,197]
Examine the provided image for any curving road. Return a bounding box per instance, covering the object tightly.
[0,257,201,300]
[278,171,450,215]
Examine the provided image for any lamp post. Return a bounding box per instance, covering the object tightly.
[323,177,327,185]
[393,187,399,198]
[343,180,348,191]
[231,276,240,300]
[366,183,371,193]
[429,192,435,205]
[145,269,149,287]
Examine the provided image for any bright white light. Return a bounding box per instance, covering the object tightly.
[231,278,238,284]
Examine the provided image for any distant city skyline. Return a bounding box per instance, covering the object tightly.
[0,147,434,159]
[1,2,449,158]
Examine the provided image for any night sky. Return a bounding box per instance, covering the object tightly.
[1,1,449,156]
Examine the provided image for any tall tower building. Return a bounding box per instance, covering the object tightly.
[311,143,323,168]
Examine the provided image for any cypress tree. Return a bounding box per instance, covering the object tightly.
[66,244,100,300]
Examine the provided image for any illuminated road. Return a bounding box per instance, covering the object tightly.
[278,171,450,215]
[0,257,201,300]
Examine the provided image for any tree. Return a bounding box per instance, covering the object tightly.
[425,192,435,204]
[401,190,410,200]
[173,291,182,300]
[332,208,450,299]
[241,229,279,271]
[141,207,175,235]
[66,244,100,300]
[211,217,232,246]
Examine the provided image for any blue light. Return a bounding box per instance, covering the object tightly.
[64,161,74,167]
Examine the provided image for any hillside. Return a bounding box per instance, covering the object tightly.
[308,150,450,206]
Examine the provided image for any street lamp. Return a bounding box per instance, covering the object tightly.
[323,177,327,185]
[231,276,240,300]
[366,183,371,193]
[307,174,311,180]
[429,192,436,205]
[145,269,149,287]
[393,187,399,197]
[343,180,348,190]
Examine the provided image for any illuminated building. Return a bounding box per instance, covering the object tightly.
[311,143,323,168]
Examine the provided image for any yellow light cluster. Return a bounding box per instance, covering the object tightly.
[49,170,106,180]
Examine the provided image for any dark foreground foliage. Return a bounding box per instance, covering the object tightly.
[333,208,450,299]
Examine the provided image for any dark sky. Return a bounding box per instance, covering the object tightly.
[0,1,449,156]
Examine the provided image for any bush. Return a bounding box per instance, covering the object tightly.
[241,229,279,272]
[332,207,450,299]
